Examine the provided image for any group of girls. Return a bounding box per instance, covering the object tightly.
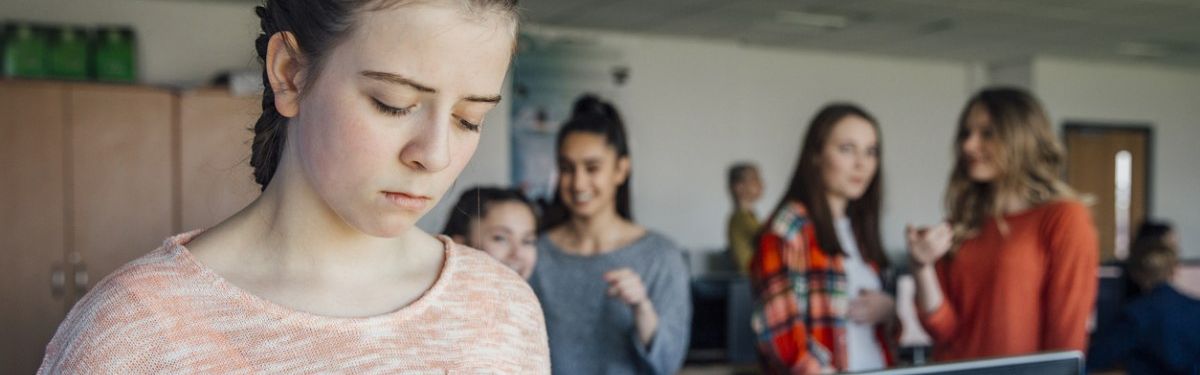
[751,89,1098,374]
[442,86,1099,375]
[441,94,692,374]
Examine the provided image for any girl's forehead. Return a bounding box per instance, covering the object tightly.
[340,3,514,92]
[561,133,614,153]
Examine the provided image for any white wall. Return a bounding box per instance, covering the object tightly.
[988,59,1034,90]
[421,26,973,261]
[1033,57,1200,258]
[2,0,259,86]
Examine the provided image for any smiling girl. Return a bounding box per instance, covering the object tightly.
[442,186,539,279]
[908,87,1098,361]
[529,95,692,375]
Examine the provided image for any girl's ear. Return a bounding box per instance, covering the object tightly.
[265,31,307,118]
[614,156,631,185]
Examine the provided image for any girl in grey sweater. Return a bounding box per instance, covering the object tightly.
[529,95,692,374]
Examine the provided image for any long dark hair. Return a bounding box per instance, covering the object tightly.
[441,186,537,240]
[765,103,888,268]
[540,94,632,230]
[248,0,519,190]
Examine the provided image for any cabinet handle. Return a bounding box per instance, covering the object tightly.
[51,264,66,299]
[73,262,89,295]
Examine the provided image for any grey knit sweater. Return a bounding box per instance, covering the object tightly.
[529,231,692,375]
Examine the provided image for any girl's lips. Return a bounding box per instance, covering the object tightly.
[383,191,431,211]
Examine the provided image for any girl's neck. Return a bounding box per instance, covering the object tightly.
[225,159,434,278]
[734,197,756,213]
[558,208,641,256]
[998,190,1031,215]
[826,193,848,220]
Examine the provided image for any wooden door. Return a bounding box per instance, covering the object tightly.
[1065,125,1150,261]
[178,89,261,231]
[0,81,68,374]
[68,84,174,296]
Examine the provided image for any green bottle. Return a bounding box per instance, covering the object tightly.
[48,26,90,80]
[3,22,49,78]
[94,26,136,83]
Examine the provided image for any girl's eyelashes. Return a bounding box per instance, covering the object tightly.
[372,96,482,132]
[458,118,481,132]
[371,97,412,116]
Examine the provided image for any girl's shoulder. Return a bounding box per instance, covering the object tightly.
[40,232,210,372]
[1031,199,1093,229]
[765,201,811,239]
[442,237,542,307]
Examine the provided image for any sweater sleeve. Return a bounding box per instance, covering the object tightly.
[917,260,960,343]
[38,275,179,374]
[749,215,825,374]
[519,292,553,373]
[1039,202,1099,352]
[631,247,692,375]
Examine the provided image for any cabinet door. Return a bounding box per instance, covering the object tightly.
[69,84,174,296]
[179,89,260,231]
[0,81,68,374]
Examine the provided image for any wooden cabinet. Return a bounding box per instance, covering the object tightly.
[0,81,69,375]
[69,84,176,292]
[0,81,260,374]
[178,89,260,231]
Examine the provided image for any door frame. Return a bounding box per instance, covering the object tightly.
[1061,121,1155,218]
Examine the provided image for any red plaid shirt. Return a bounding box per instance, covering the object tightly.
[749,201,894,373]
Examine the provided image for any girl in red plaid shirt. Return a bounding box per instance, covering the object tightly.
[750,103,898,374]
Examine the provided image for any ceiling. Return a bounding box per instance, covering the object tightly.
[176,0,1200,68]
[516,0,1200,68]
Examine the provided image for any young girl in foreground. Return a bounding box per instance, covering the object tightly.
[40,0,548,372]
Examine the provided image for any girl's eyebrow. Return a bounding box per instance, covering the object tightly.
[361,70,501,103]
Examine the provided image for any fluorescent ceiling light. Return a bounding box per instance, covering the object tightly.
[775,10,849,30]
[1116,42,1168,58]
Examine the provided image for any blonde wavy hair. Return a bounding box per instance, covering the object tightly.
[945,87,1077,247]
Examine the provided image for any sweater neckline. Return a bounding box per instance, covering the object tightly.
[541,230,657,260]
[163,230,459,325]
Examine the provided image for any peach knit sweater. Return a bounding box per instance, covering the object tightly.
[39,231,550,374]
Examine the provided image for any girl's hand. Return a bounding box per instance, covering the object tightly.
[848,290,895,325]
[604,267,659,346]
[906,223,953,268]
[603,268,648,307]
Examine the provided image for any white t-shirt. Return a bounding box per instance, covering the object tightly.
[834,217,886,371]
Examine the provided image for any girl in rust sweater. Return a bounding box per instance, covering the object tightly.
[907,87,1099,361]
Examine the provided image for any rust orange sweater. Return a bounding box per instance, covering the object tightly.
[919,200,1098,361]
